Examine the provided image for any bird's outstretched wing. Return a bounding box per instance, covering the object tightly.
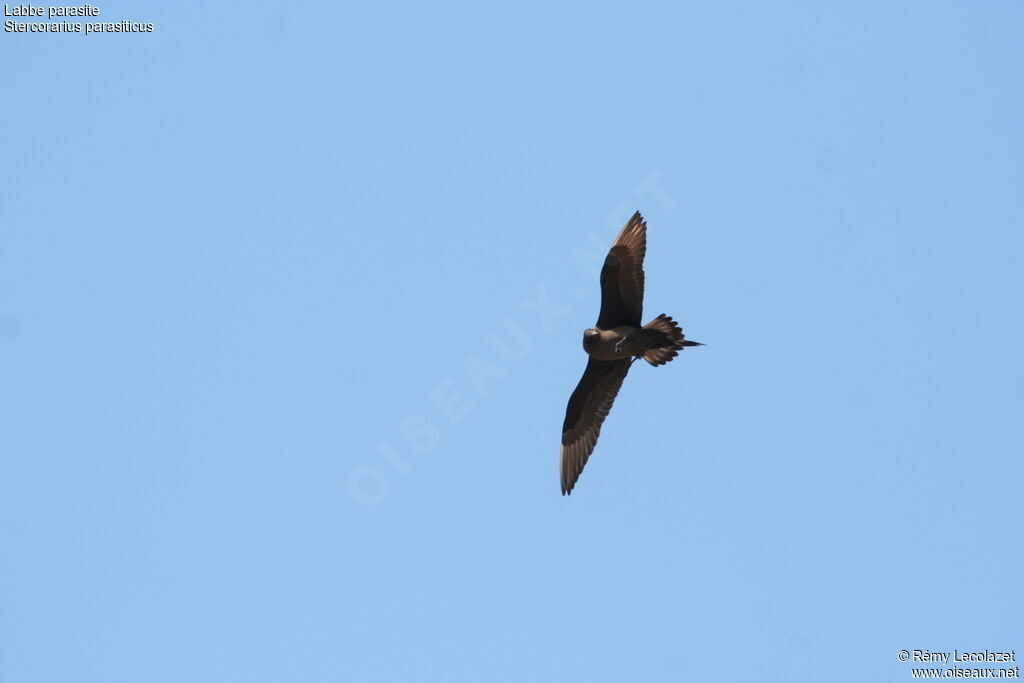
[596,212,647,328]
[560,357,632,495]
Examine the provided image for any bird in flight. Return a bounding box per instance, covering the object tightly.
[560,211,702,495]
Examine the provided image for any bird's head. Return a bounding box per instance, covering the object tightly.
[583,328,599,338]
[582,328,599,350]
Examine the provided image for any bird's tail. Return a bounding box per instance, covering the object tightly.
[640,314,702,366]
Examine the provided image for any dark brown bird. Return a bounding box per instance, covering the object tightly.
[560,211,701,495]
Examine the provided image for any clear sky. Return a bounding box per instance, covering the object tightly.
[2,3,1021,682]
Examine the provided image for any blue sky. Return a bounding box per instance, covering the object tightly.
[2,3,1021,681]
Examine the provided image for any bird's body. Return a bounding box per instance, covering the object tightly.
[582,327,634,361]
[559,212,702,495]
[582,323,696,362]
